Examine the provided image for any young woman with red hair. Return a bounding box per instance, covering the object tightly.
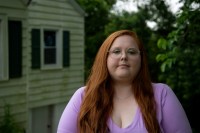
[57,30,192,133]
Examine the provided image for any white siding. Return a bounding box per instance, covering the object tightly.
[27,0,84,108]
[0,0,27,129]
[0,0,85,132]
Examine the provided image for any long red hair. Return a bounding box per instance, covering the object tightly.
[78,30,160,133]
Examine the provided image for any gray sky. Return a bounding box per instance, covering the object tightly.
[112,0,183,14]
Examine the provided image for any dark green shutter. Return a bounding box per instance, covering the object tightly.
[63,31,70,67]
[31,29,41,69]
[8,20,22,78]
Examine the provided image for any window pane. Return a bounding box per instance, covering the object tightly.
[44,30,55,47]
[44,48,56,64]
[44,30,56,65]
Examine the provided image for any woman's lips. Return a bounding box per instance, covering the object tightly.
[118,64,129,67]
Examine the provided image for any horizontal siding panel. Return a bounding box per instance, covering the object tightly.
[29,71,68,79]
[71,53,84,58]
[29,87,79,101]
[68,70,84,77]
[0,0,25,9]
[0,86,26,97]
[69,29,84,35]
[0,79,26,88]
[29,69,83,79]
[28,5,80,17]
[70,41,85,47]
[68,65,84,71]
[71,58,84,65]
[28,96,69,108]
[29,76,83,88]
[0,7,26,18]
[28,18,84,29]
[28,85,84,108]
[33,0,74,10]
[26,57,84,70]
[0,103,26,117]
[71,35,84,41]
[29,76,68,83]
[0,94,26,108]
[28,12,84,23]
[13,112,27,124]
[0,112,26,125]
[29,84,66,95]
[71,41,84,46]
[71,45,84,52]
[64,82,84,91]
[21,68,27,77]
[29,79,84,95]
[22,42,27,54]
[29,91,66,102]
[22,55,27,67]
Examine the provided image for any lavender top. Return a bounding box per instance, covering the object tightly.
[57,83,192,133]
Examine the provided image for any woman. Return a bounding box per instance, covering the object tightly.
[57,30,192,133]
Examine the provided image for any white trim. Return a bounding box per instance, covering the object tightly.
[0,15,8,81]
[40,27,63,70]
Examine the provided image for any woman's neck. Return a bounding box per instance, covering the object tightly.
[112,81,134,100]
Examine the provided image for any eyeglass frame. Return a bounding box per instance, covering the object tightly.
[107,47,141,59]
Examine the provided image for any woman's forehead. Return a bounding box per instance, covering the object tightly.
[110,35,138,48]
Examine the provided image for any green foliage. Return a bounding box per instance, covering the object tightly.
[156,37,177,72]
[137,0,176,35]
[134,0,176,82]
[0,104,24,133]
[156,0,200,131]
[105,11,151,40]
[76,0,117,79]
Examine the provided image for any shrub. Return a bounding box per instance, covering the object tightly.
[0,104,24,133]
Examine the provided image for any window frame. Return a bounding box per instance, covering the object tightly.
[0,15,8,81]
[40,27,63,70]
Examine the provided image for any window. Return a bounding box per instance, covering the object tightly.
[0,17,22,81]
[0,15,8,81]
[43,30,56,64]
[31,28,70,69]
[41,29,62,69]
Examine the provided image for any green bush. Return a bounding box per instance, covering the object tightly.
[0,104,24,133]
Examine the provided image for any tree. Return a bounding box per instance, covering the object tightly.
[75,0,116,79]
[156,0,200,132]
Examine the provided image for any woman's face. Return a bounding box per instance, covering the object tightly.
[107,35,141,82]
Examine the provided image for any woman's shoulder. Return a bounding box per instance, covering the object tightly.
[152,83,171,95]
[75,86,86,95]
[151,83,192,133]
[151,83,173,105]
[71,86,86,102]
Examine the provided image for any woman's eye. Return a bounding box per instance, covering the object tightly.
[112,50,121,54]
[128,50,137,55]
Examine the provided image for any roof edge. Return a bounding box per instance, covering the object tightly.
[69,0,86,16]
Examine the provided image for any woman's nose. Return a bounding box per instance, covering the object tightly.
[120,51,127,60]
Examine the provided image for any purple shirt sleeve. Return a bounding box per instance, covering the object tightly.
[157,84,192,133]
[57,87,85,133]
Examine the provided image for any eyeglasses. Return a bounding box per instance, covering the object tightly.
[108,48,141,59]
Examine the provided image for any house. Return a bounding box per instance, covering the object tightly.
[0,0,85,133]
